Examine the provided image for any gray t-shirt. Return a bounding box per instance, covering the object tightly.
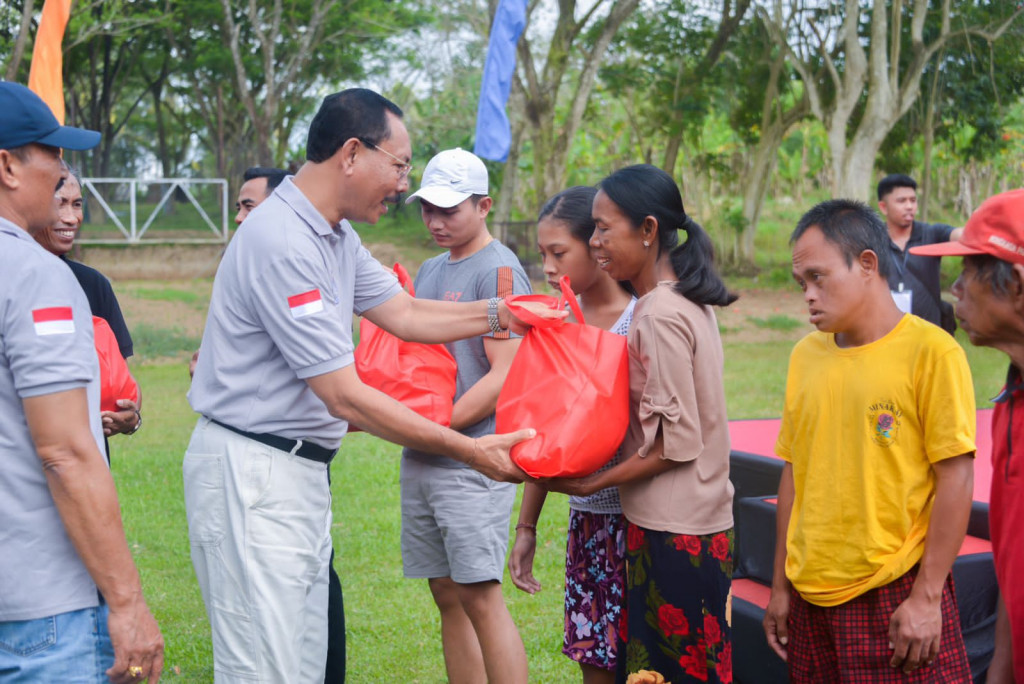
[0,219,105,621]
[403,240,531,468]
[188,177,402,448]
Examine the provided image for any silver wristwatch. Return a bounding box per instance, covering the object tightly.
[487,297,504,333]
[126,410,142,435]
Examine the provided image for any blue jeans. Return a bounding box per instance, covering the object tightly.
[0,604,113,683]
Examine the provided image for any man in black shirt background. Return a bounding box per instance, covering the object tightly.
[34,163,141,438]
[877,173,963,334]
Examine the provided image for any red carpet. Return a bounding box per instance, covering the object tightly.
[728,409,994,504]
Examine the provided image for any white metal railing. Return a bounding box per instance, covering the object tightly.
[79,178,229,244]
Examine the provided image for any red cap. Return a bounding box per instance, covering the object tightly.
[910,189,1024,264]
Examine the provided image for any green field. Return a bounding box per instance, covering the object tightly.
[95,187,1008,681]
[115,364,578,682]
[112,309,1008,681]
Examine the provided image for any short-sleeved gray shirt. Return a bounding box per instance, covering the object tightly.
[0,219,105,621]
[403,240,531,468]
[188,177,403,448]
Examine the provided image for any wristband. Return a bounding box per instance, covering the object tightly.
[515,522,537,532]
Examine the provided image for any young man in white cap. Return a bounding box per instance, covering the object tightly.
[401,148,532,683]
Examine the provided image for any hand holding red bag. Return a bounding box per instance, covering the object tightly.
[353,263,458,427]
[495,276,630,478]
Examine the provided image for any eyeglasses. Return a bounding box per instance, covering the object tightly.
[360,139,412,180]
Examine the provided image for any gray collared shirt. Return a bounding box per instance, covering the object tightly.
[0,218,104,621]
[188,176,402,448]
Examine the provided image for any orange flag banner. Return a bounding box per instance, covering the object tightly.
[27,0,73,124]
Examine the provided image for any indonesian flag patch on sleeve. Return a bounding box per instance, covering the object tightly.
[288,289,324,319]
[32,306,75,335]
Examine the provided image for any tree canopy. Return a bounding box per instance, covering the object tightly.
[3,0,1022,271]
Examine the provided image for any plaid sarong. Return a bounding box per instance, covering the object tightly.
[787,569,971,683]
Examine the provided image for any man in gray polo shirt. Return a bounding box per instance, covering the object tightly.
[186,88,556,682]
[0,82,163,683]
[192,163,350,683]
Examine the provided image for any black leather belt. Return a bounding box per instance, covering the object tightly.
[210,419,336,464]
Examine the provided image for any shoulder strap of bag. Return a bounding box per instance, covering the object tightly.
[557,275,585,325]
[394,262,415,296]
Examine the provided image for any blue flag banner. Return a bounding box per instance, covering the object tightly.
[474,0,527,162]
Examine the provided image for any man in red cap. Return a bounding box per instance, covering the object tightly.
[911,188,1024,682]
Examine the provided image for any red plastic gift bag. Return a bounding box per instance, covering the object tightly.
[496,276,630,478]
[93,316,140,413]
[354,263,458,427]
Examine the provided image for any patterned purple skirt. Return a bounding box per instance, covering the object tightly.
[562,509,627,670]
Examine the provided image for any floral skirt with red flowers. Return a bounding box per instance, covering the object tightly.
[616,524,734,684]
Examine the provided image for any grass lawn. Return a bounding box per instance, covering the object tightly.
[112,312,1008,681]
[84,181,1004,679]
[115,363,578,682]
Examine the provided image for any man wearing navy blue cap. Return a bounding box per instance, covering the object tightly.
[0,81,164,683]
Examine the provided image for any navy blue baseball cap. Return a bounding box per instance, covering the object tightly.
[0,81,100,151]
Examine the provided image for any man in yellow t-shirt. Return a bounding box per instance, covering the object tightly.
[762,199,976,682]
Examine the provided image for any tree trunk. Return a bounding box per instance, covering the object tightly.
[3,0,35,80]
[772,0,972,203]
[663,134,682,178]
[514,0,641,217]
[494,116,525,242]
[735,15,807,269]
[740,124,785,263]
[147,59,173,178]
[919,54,943,221]
[796,135,807,205]
[835,122,892,201]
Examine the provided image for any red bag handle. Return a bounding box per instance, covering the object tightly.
[394,263,414,296]
[504,276,587,329]
[504,294,563,328]
[556,275,586,325]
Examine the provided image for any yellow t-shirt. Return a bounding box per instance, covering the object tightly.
[775,314,976,607]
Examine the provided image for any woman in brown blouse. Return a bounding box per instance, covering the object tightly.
[545,164,737,683]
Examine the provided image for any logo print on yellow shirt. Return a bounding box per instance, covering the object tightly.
[867,402,902,447]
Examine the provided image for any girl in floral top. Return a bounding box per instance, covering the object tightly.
[509,186,635,683]
[545,166,737,683]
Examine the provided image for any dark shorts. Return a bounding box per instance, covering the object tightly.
[787,570,971,683]
[562,509,626,670]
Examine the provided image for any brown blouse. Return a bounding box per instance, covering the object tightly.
[618,282,734,535]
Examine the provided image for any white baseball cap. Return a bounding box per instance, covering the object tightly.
[405,148,488,208]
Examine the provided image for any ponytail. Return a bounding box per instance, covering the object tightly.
[597,164,736,307]
[670,216,737,307]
